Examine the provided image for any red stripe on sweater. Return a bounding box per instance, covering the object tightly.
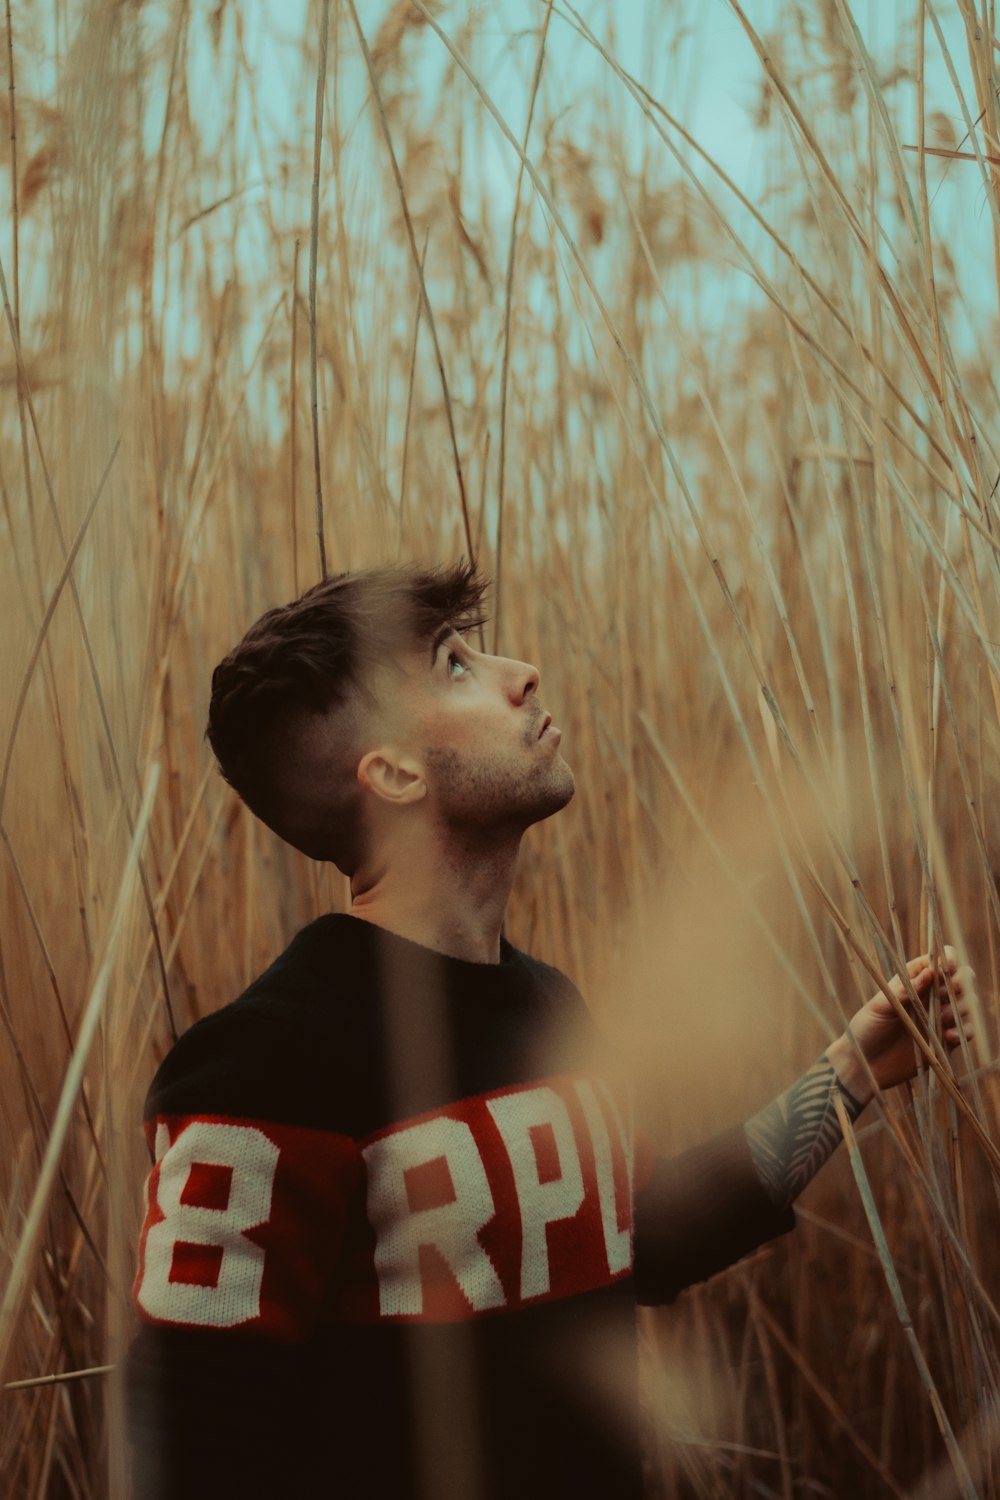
[134,1076,634,1334]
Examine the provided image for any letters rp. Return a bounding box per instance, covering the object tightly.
[135,1077,636,1331]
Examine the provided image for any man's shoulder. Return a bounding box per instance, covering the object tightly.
[143,914,372,1126]
[510,942,587,1010]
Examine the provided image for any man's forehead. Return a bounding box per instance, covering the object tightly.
[370,621,458,695]
[366,611,449,662]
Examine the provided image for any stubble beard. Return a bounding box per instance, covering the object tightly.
[424,742,575,836]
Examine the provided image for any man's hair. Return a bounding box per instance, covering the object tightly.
[206,559,490,874]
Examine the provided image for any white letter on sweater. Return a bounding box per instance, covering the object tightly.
[364,1116,505,1316]
[487,1087,585,1299]
[575,1080,632,1275]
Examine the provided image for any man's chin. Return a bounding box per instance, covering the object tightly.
[530,766,576,823]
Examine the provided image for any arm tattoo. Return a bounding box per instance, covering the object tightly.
[744,1056,865,1210]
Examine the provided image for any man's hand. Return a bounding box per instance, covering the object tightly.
[745,948,976,1211]
[826,947,976,1108]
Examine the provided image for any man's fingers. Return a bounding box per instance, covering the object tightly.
[930,975,974,1013]
[936,963,977,1049]
[879,948,977,1053]
[896,962,934,999]
[906,945,959,973]
[899,949,966,996]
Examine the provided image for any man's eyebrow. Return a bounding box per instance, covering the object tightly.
[428,623,458,666]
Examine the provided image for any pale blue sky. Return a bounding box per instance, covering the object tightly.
[170,0,993,332]
[11,3,994,393]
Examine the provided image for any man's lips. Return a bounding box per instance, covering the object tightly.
[538,713,552,739]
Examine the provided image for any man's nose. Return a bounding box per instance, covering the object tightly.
[506,658,539,703]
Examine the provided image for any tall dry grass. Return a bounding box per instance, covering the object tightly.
[1,0,999,1495]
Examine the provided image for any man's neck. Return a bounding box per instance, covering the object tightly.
[349,831,522,966]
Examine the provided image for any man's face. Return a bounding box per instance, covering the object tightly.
[384,624,575,835]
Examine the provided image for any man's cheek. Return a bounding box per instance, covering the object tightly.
[425,719,477,760]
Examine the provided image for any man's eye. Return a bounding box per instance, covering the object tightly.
[447,652,469,678]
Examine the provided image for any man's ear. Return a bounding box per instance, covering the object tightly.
[357,749,426,807]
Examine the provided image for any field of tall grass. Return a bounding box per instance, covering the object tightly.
[2,0,1000,1494]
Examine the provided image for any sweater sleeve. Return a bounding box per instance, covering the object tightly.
[632,1123,796,1306]
[125,1005,364,1499]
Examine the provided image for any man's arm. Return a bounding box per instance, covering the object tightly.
[633,948,974,1304]
[745,948,974,1211]
[125,1006,363,1499]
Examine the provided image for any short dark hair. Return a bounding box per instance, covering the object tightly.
[206,559,490,874]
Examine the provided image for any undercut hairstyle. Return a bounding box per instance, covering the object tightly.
[206,559,490,875]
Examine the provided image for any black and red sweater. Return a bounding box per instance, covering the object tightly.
[126,913,794,1498]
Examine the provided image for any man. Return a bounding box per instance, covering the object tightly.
[126,559,972,1499]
